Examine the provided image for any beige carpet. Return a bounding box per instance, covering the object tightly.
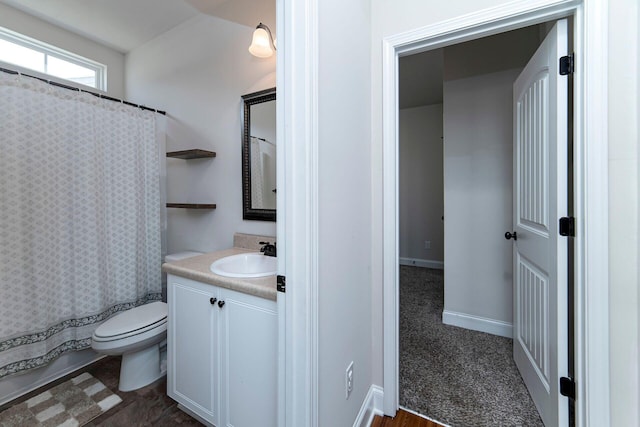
[0,372,122,427]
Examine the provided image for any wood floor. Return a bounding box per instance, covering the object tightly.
[371,409,444,427]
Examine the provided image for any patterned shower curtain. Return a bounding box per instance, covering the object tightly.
[250,136,265,208]
[0,72,163,378]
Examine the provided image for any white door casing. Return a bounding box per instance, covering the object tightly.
[512,19,568,427]
[379,3,610,424]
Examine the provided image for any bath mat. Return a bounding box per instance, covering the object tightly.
[0,372,122,426]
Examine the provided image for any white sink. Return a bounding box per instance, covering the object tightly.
[210,253,277,278]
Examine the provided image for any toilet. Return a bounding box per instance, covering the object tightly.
[91,251,203,391]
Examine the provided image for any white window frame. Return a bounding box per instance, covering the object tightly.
[0,26,106,91]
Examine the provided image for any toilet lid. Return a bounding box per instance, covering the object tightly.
[94,301,167,339]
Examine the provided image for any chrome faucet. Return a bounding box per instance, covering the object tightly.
[259,241,277,257]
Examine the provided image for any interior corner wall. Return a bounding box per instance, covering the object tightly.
[125,14,276,254]
[0,2,125,98]
[442,68,519,332]
[399,104,444,265]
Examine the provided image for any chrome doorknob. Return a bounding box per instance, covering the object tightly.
[505,231,517,240]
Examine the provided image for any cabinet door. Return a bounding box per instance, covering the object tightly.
[167,275,219,425]
[218,289,277,427]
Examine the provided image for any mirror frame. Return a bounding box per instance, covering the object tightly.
[241,87,277,221]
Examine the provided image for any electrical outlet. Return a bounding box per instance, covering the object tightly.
[424,240,431,249]
[345,361,354,399]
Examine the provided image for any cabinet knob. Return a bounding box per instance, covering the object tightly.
[218,300,225,308]
[210,297,217,305]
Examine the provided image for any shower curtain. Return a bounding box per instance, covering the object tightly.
[0,72,164,378]
[250,136,276,209]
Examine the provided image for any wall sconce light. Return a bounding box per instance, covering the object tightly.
[249,23,276,58]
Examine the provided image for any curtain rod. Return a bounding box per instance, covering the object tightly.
[250,136,275,146]
[0,66,167,115]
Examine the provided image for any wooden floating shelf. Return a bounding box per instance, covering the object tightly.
[166,203,217,209]
[167,149,216,159]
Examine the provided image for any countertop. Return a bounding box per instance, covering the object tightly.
[162,248,277,301]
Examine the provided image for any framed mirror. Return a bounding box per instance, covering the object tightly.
[242,87,276,221]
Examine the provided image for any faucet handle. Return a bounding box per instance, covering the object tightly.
[259,241,271,253]
[258,241,277,257]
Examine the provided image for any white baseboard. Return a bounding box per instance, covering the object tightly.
[353,384,384,427]
[442,310,513,338]
[399,257,444,270]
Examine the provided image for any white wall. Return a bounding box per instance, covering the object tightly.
[370,1,639,425]
[316,0,372,424]
[608,0,639,424]
[126,15,276,254]
[399,104,444,265]
[442,68,520,330]
[0,2,125,98]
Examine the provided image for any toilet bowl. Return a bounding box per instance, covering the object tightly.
[92,301,168,391]
[91,251,203,391]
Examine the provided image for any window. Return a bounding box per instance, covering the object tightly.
[0,27,106,90]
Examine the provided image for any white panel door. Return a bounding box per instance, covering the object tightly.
[512,19,568,427]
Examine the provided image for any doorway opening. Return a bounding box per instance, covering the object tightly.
[396,18,572,427]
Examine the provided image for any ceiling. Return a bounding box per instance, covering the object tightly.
[399,49,443,109]
[0,0,276,53]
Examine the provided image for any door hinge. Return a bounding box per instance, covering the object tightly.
[560,54,574,75]
[560,376,576,399]
[559,217,575,237]
[277,275,286,293]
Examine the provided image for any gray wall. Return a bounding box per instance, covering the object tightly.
[126,14,276,254]
[399,104,444,265]
[316,0,372,424]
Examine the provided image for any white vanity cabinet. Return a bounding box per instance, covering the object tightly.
[167,274,277,427]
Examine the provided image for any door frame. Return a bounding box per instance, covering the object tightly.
[381,1,610,426]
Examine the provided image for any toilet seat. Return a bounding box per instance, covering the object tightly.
[93,301,167,342]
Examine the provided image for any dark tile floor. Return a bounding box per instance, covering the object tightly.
[2,356,203,426]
